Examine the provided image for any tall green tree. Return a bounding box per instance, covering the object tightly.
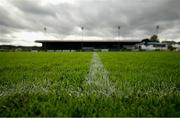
[150,35,159,42]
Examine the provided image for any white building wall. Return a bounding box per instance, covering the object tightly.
[172,44,180,51]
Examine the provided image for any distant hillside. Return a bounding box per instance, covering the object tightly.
[0,45,41,51]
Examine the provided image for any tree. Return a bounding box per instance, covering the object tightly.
[150,35,159,42]
[162,41,176,45]
[168,45,175,51]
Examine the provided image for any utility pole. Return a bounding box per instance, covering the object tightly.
[118,26,121,50]
[44,27,47,51]
[81,26,84,41]
[118,26,121,40]
[81,26,84,51]
[156,25,159,36]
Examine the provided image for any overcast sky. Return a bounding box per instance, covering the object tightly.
[0,0,180,46]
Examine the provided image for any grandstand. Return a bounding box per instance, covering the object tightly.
[35,40,141,51]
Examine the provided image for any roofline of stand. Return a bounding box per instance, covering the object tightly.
[35,40,142,43]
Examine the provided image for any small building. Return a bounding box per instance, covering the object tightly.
[138,40,168,51]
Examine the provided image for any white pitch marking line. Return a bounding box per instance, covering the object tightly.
[85,52,116,96]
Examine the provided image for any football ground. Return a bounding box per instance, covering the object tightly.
[0,52,180,116]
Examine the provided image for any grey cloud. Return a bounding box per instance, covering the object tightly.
[0,38,13,43]
[10,0,55,16]
[0,0,180,45]
[0,7,21,30]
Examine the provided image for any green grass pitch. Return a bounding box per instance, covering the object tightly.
[0,52,180,116]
